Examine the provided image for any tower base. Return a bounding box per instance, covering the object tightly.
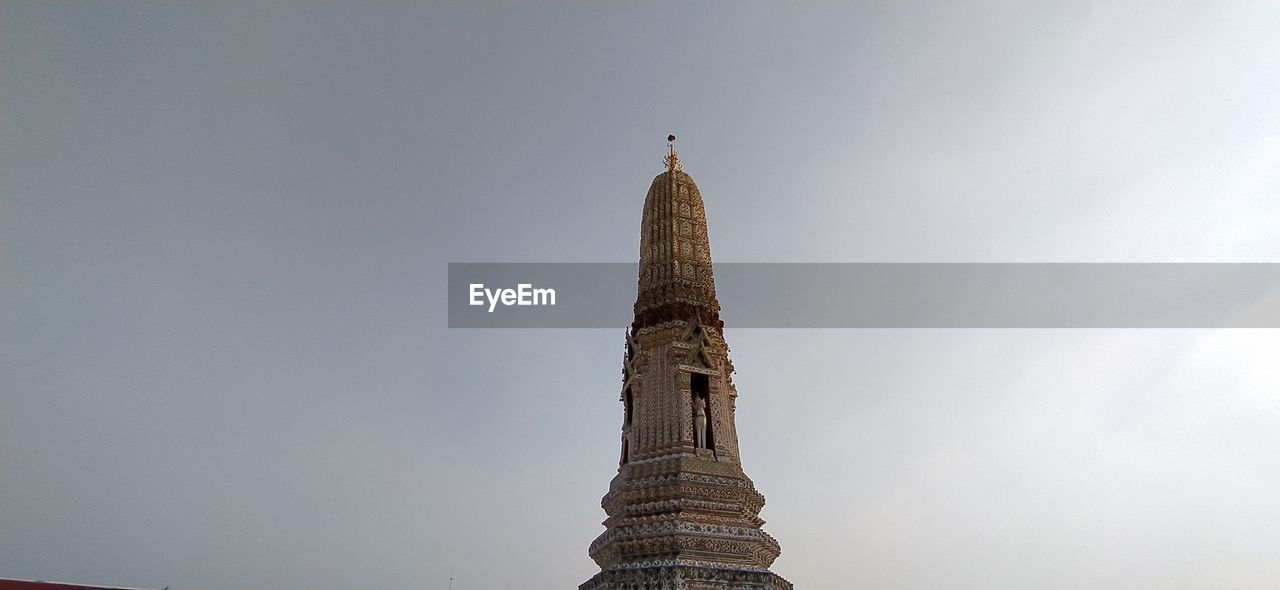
[580,564,792,590]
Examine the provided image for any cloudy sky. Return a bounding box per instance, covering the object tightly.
[3,2,1279,589]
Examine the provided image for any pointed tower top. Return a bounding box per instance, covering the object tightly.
[634,139,720,332]
[664,134,682,171]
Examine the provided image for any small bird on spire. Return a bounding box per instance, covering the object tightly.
[664,134,681,171]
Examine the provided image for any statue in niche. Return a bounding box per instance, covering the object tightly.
[693,392,709,449]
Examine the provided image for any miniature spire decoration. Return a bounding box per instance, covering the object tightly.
[663,133,681,171]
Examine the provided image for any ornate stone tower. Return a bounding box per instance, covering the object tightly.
[579,139,792,590]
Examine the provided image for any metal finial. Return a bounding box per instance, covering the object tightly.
[664,134,681,171]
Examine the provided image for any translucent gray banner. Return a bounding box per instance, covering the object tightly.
[447,263,1280,328]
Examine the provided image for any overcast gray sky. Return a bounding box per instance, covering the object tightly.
[3,2,1280,589]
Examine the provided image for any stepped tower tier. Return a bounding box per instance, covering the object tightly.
[580,139,792,590]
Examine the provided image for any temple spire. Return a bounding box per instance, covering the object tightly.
[580,142,791,590]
